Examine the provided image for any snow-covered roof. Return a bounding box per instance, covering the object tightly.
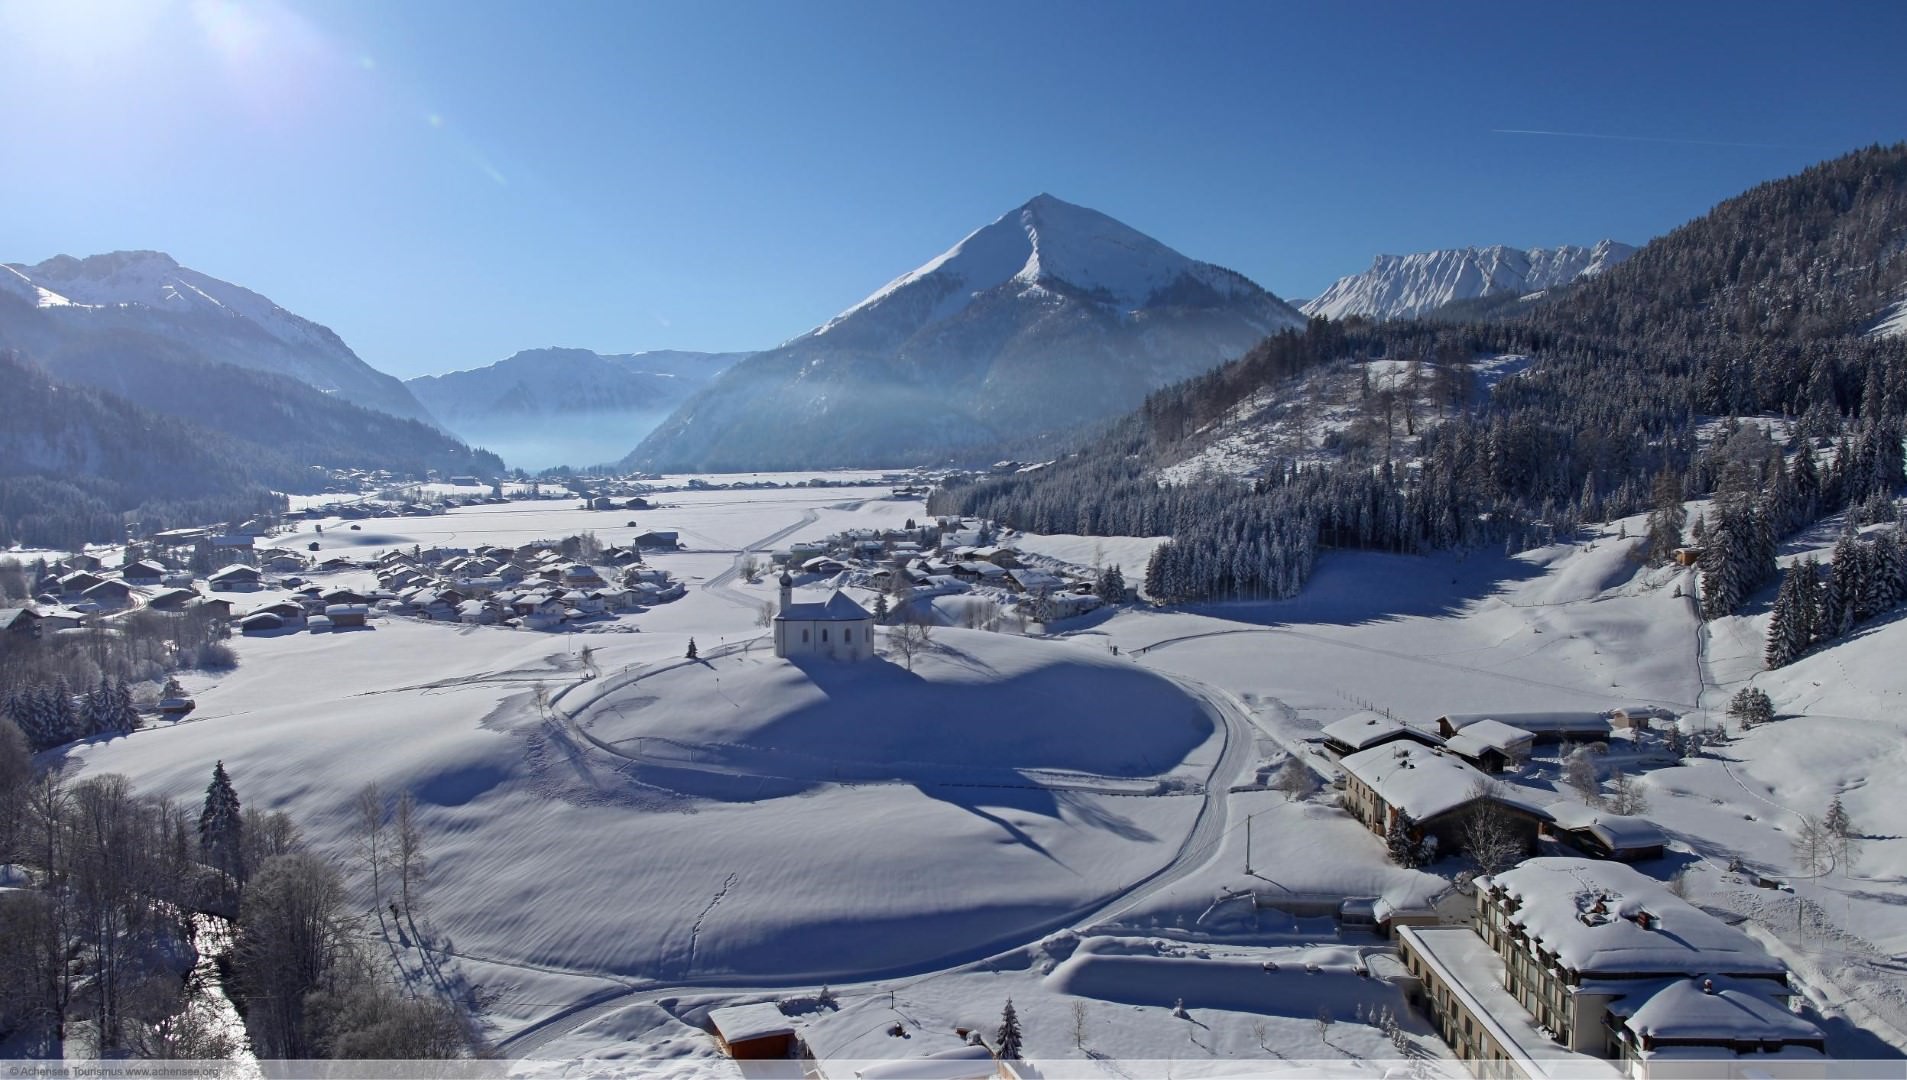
[777,590,872,623]
[1444,718,1535,758]
[707,1002,793,1044]
[1339,741,1491,821]
[1544,805,1667,851]
[1611,976,1820,1045]
[1320,710,1424,751]
[1441,711,1611,737]
[207,564,260,580]
[1484,859,1786,977]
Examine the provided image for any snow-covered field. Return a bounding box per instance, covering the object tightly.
[48,484,1907,1070]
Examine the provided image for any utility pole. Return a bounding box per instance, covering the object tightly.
[1245,813,1254,876]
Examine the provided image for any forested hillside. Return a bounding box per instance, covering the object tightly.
[0,352,288,549]
[935,144,1907,606]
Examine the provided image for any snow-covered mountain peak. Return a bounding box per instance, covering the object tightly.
[1301,241,1636,322]
[2,249,436,424]
[813,194,1281,341]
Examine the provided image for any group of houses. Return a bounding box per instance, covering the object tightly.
[774,516,1106,622]
[233,540,684,634]
[3,551,239,641]
[1323,708,1676,867]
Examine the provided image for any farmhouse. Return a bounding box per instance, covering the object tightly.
[207,565,263,591]
[1339,742,1544,861]
[772,574,874,661]
[58,571,106,595]
[1442,718,1536,773]
[1544,804,1669,862]
[81,579,134,610]
[120,560,166,584]
[238,611,286,633]
[0,607,42,638]
[1397,859,1823,1077]
[1436,711,1613,744]
[325,604,369,628]
[633,530,680,550]
[706,1002,797,1060]
[1320,710,1443,757]
[146,588,200,612]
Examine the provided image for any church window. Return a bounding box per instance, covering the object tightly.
[802,629,809,643]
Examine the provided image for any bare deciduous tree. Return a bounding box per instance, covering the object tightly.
[394,790,426,915]
[354,783,387,911]
[1460,781,1525,875]
[887,617,935,672]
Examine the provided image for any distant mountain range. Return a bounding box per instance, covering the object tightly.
[1300,241,1636,322]
[0,250,436,424]
[0,250,501,547]
[407,347,751,469]
[624,194,1308,472]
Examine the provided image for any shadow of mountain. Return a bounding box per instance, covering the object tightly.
[1172,548,1549,629]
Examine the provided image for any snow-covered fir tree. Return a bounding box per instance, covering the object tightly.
[199,760,244,883]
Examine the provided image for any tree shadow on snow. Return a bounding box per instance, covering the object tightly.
[1171,548,1549,630]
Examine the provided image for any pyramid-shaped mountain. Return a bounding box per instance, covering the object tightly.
[624,195,1305,471]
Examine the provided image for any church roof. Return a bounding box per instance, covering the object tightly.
[777,589,871,623]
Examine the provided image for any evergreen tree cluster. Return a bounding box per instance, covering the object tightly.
[934,145,1907,606]
[1765,524,1907,667]
[1,675,139,750]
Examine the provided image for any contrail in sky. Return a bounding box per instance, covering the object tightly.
[1491,128,1811,150]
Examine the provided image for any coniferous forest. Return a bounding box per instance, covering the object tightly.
[934,145,1907,615]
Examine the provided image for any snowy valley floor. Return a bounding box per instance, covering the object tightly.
[46,483,1907,1073]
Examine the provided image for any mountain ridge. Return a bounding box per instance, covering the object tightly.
[1301,241,1635,322]
[0,249,437,425]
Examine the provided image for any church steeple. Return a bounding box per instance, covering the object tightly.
[778,570,792,613]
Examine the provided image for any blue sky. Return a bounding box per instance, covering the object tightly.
[2,0,1904,379]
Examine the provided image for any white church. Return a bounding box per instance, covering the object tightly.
[772,572,875,661]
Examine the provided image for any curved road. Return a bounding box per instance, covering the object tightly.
[496,512,1257,1058]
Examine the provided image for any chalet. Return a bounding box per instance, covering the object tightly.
[81,579,134,610]
[1436,711,1612,744]
[325,604,369,628]
[255,601,307,624]
[61,554,104,573]
[457,600,498,625]
[950,560,1008,585]
[58,570,107,595]
[210,534,255,549]
[319,557,356,572]
[1544,804,1669,862]
[207,565,263,591]
[121,560,167,584]
[238,611,286,633]
[146,588,201,612]
[633,530,680,550]
[1319,711,1443,757]
[1397,859,1822,1078]
[772,575,874,661]
[263,553,306,574]
[589,496,617,510]
[36,608,86,632]
[1339,742,1544,861]
[0,607,41,638]
[1006,568,1064,594]
[706,1002,797,1060]
[157,693,195,717]
[1608,705,1674,732]
[322,588,370,607]
[561,564,606,588]
[191,596,234,619]
[799,555,848,576]
[1442,718,1536,773]
[448,475,481,486]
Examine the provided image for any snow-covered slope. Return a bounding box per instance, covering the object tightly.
[407,347,752,469]
[1869,293,1907,339]
[626,194,1307,471]
[0,250,436,424]
[1301,241,1636,322]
